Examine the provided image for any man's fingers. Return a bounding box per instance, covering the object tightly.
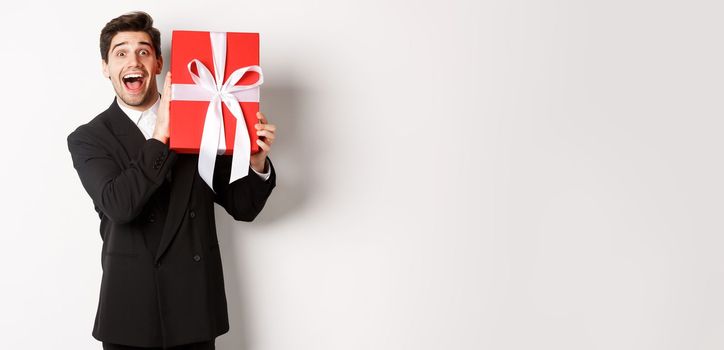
[256,111,267,124]
[256,129,275,139]
[254,112,275,152]
[161,72,172,101]
[255,123,276,132]
[256,139,271,152]
[256,130,274,146]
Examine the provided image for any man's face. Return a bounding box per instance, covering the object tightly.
[102,31,162,110]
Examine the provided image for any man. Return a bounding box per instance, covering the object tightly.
[67,12,277,350]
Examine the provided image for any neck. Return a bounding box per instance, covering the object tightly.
[117,92,159,111]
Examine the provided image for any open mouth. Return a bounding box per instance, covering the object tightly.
[122,73,145,93]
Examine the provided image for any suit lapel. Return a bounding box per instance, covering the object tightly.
[106,98,147,161]
[105,98,196,264]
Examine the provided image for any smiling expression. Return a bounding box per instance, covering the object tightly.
[102,31,163,110]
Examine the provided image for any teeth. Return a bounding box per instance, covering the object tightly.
[123,73,143,79]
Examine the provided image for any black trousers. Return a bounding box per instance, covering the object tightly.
[102,339,215,350]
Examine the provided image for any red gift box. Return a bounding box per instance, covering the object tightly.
[169,30,262,155]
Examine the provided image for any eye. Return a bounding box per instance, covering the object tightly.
[116,51,125,57]
[139,49,149,56]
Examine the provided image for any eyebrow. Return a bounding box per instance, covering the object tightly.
[111,41,153,52]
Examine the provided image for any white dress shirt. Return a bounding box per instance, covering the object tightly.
[117,96,271,181]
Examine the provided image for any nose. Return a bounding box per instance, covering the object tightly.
[127,52,142,67]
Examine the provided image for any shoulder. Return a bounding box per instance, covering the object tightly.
[67,101,117,150]
[67,101,113,144]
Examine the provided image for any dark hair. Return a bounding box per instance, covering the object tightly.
[100,11,161,62]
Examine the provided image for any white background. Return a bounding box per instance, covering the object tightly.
[1,0,723,349]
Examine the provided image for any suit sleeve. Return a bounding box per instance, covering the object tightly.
[213,155,276,222]
[67,129,177,224]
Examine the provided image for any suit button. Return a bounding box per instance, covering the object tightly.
[189,211,196,219]
[155,261,161,268]
[147,214,156,223]
[193,254,201,262]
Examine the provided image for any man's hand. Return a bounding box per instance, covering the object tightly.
[152,72,172,144]
[250,111,276,173]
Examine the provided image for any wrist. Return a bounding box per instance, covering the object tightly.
[250,158,267,173]
[153,134,168,144]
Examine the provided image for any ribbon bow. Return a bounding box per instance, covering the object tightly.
[171,32,264,193]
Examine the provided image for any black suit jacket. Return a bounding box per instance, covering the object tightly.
[67,98,276,348]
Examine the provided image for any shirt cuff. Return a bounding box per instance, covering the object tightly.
[251,158,271,181]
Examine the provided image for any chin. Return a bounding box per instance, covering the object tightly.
[117,87,152,107]
[123,95,147,106]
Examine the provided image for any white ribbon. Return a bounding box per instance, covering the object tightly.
[171,32,264,193]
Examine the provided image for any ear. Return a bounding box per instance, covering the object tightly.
[155,55,163,75]
[101,59,110,79]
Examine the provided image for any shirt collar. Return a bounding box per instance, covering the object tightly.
[117,94,161,124]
